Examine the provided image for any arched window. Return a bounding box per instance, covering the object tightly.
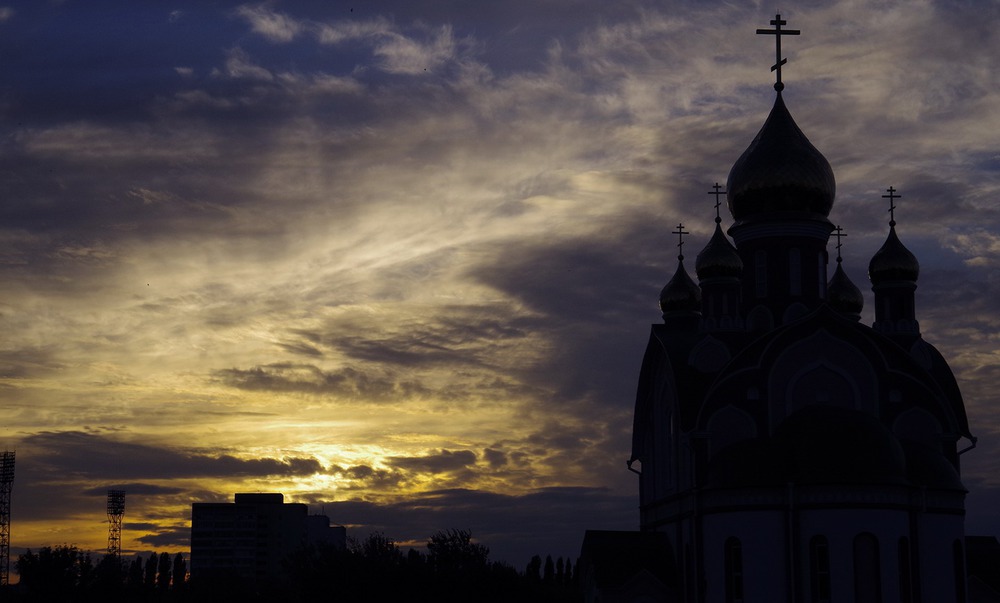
[954,539,967,603]
[725,537,744,603]
[789,248,801,296]
[854,532,882,603]
[898,537,912,603]
[817,252,827,297]
[810,536,831,602]
[755,250,767,298]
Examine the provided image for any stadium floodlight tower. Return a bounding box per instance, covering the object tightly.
[1,451,14,586]
[106,489,126,559]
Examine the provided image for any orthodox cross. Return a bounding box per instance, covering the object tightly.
[833,225,847,263]
[672,223,690,261]
[882,186,901,226]
[708,183,726,223]
[757,14,800,92]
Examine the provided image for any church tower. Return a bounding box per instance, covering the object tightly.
[629,15,975,603]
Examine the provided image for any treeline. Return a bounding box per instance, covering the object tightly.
[8,530,580,602]
[280,529,581,603]
[12,546,187,601]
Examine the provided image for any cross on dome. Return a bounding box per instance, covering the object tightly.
[672,223,690,261]
[833,225,847,263]
[708,183,726,223]
[882,186,901,226]
[756,13,800,92]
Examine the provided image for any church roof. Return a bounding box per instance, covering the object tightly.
[659,259,701,316]
[827,262,864,317]
[696,304,972,438]
[726,93,836,222]
[695,222,743,280]
[869,224,920,284]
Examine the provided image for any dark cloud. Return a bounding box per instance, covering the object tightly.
[483,448,507,468]
[81,483,185,497]
[386,449,477,473]
[214,363,432,401]
[134,526,191,549]
[17,431,325,481]
[0,347,63,379]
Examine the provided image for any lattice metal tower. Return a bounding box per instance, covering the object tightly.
[106,489,126,559]
[1,451,14,586]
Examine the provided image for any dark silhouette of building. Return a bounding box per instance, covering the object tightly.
[597,14,978,603]
[190,493,345,586]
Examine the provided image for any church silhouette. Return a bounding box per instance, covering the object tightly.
[582,14,980,603]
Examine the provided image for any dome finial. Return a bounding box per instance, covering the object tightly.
[757,13,800,92]
[708,182,725,224]
[827,225,864,319]
[697,186,743,281]
[833,225,847,264]
[869,186,920,284]
[660,222,701,318]
[672,223,690,262]
[882,186,901,227]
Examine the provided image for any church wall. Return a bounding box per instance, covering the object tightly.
[916,511,967,603]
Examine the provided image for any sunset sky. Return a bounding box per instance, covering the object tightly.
[2,0,1000,567]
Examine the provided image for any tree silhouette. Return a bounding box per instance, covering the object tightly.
[427,528,489,574]
[172,552,187,590]
[16,545,94,601]
[526,554,542,582]
[157,551,172,590]
[144,551,158,589]
[126,554,144,589]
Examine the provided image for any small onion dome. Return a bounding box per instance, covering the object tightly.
[726,94,836,221]
[695,222,743,280]
[868,225,919,284]
[827,262,863,317]
[659,260,701,315]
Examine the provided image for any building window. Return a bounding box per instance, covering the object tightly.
[789,248,801,296]
[755,250,767,298]
[818,252,827,297]
[725,537,744,603]
[854,532,882,603]
[898,537,912,603]
[954,539,967,603]
[810,536,831,602]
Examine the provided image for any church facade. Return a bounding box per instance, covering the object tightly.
[628,16,976,603]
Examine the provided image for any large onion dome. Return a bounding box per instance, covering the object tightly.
[727,93,836,221]
[696,222,743,280]
[868,225,919,284]
[827,262,863,318]
[659,260,701,316]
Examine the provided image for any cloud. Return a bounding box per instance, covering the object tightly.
[235,4,303,43]
[214,363,432,402]
[372,26,458,75]
[18,431,326,481]
[387,449,477,473]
